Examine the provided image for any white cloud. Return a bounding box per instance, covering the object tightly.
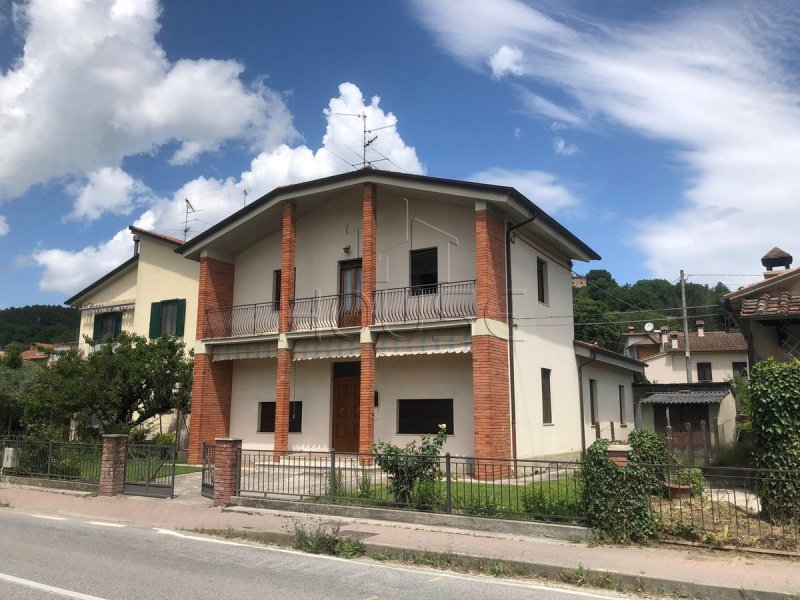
[67,167,152,222]
[0,216,8,236]
[36,82,424,295]
[518,90,583,127]
[488,45,525,79]
[412,0,800,277]
[0,0,297,202]
[553,136,578,157]
[470,167,578,213]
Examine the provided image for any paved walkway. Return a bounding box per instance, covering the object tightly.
[1,480,798,599]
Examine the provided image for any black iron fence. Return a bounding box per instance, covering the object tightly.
[237,450,584,523]
[123,443,176,498]
[201,442,215,499]
[204,302,279,339]
[0,438,102,483]
[373,280,476,324]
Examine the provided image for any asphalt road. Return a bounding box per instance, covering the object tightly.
[0,509,624,600]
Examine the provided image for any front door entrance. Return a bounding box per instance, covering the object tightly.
[332,362,360,452]
[338,259,362,328]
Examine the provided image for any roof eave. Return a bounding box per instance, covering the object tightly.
[64,255,139,307]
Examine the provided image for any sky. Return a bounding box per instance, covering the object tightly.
[1,0,798,308]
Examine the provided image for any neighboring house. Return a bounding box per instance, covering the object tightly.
[623,322,747,384]
[724,247,800,363]
[575,340,647,453]
[19,342,78,365]
[180,170,604,464]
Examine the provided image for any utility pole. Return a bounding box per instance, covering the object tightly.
[680,269,692,383]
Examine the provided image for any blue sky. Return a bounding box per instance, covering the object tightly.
[1,0,797,308]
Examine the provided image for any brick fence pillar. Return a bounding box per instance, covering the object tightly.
[213,438,242,507]
[99,434,128,497]
[606,444,631,467]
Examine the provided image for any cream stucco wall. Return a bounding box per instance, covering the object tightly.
[233,230,282,306]
[580,362,636,444]
[510,234,582,459]
[77,265,138,354]
[643,351,748,384]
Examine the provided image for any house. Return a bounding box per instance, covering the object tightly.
[724,247,800,363]
[19,342,77,365]
[624,322,748,384]
[179,169,609,464]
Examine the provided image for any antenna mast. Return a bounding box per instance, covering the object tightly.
[183,198,196,241]
[242,189,249,208]
[335,111,388,169]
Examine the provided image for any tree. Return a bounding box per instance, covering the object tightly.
[0,362,40,434]
[573,293,620,349]
[20,332,193,436]
[1,342,24,369]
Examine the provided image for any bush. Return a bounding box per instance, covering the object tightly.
[128,426,149,444]
[749,358,800,521]
[356,468,374,500]
[293,523,364,558]
[411,477,442,511]
[152,432,175,446]
[670,467,705,497]
[627,428,669,494]
[461,494,498,517]
[521,486,581,518]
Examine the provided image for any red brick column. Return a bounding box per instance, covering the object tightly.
[274,201,296,459]
[99,434,127,496]
[188,256,234,464]
[607,445,631,467]
[213,437,242,507]
[472,206,512,471]
[359,183,377,455]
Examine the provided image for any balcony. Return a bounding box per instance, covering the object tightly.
[204,302,279,339]
[374,280,476,324]
[291,293,361,331]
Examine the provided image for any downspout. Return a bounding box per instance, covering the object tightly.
[506,211,536,461]
[577,352,597,459]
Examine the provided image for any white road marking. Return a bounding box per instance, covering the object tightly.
[0,572,106,599]
[30,514,67,521]
[86,521,125,528]
[153,529,622,599]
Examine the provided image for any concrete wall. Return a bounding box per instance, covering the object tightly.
[580,361,635,443]
[510,234,582,459]
[77,266,138,354]
[232,230,282,306]
[375,353,474,457]
[644,351,748,384]
[750,321,783,362]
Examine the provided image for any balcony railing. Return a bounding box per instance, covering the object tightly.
[374,280,476,324]
[204,302,279,339]
[291,293,361,331]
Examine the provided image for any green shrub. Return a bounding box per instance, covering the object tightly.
[152,432,175,446]
[128,427,149,444]
[293,523,364,558]
[411,477,442,511]
[356,468,374,499]
[627,428,668,494]
[669,467,705,497]
[325,468,347,499]
[750,358,800,521]
[582,439,659,542]
[461,494,498,517]
[521,487,580,518]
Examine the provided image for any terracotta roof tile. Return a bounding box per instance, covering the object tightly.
[635,332,747,354]
[740,291,800,318]
[762,247,792,261]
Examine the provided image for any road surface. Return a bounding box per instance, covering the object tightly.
[0,508,625,599]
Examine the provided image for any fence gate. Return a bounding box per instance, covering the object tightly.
[201,442,215,499]
[123,444,176,498]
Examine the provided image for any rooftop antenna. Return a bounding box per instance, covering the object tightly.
[334,111,396,169]
[183,198,196,241]
[242,189,249,208]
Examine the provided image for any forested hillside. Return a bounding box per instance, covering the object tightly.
[0,305,80,347]
[573,270,733,350]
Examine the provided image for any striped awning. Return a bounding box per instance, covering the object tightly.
[376,329,471,357]
[293,337,361,361]
[212,342,278,361]
[80,299,136,314]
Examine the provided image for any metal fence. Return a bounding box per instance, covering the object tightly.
[237,450,584,523]
[204,302,279,339]
[123,443,176,498]
[201,442,215,499]
[373,280,476,324]
[0,438,102,483]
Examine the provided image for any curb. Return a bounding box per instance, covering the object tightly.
[0,476,97,495]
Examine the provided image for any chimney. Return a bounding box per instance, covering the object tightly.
[659,326,668,351]
[133,235,141,257]
[627,326,634,334]
[695,320,705,337]
[761,247,792,279]
[670,332,679,350]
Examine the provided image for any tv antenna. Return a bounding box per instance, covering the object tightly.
[183,198,196,241]
[334,111,396,169]
[242,189,249,208]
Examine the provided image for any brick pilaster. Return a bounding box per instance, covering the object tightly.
[359,183,377,455]
[274,348,292,459]
[274,201,296,460]
[188,353,233,464]
[213,437,242,507]
[99,434,127,496]
[195,256,235,340]
[472,206,512,468]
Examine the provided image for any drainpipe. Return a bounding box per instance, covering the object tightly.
[577,352,597,459]
[506,211,536,461]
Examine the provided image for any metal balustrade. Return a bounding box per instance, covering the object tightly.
[204,302,279,339]
[374,280,476,324]
[290,293,362,331]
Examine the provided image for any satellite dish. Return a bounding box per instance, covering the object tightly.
[644,322,654,332]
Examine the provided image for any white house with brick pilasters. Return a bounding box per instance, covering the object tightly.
[179,170,612,464]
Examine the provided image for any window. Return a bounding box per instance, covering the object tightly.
[589,379,598,425]
[93,311,122,341]
[410,247,438,295]
[258,401,302,433]
[619,385,627,425]
[732,362,748,377]
[273,270,281,309]
[397,399,453,434]
[696,362,713,382]
[541,368,553,424]
[537,258,548,304]
[149,299,186,338]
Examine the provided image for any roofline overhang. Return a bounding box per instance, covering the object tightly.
[128,226,183,247]
[175,170,601,263]
[574,340,647,372]
[64,255,139,307]
[724,268,800,301]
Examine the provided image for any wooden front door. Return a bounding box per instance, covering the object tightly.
[338,259,362,328]
[332,375,360,452]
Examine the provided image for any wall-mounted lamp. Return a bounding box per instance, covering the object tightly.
[342,245,351,254]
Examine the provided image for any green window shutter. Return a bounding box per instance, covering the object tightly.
[113,312,123,339]
[175,299,187,337]
[92,315,102,341]
[149,302,162,339]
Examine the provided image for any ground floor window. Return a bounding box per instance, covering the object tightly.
[696,362,712,382]
[258,401,302,433]
[589,379,598,424]
[541,368,552,424]
[397,398,453,435]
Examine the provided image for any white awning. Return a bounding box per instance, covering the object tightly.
[212,342,278,361]
[80,300,136,314]
[376,329,471,357]
[293,337,361,361]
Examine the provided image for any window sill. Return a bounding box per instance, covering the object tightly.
[543,422,555,426]
[619,424,628,428]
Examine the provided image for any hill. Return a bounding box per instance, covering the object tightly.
[0,305,80,347]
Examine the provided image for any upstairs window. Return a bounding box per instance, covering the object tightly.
[697,362,713,382]
[410,247,438,295]
[149,299,186,338]
[93,312,122,341]
[732,361,748,377]
[273,270,282,310]
[537,258,548,304]
[541,368,553,424]
[619,385,627,425]
[589,379,598,425]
